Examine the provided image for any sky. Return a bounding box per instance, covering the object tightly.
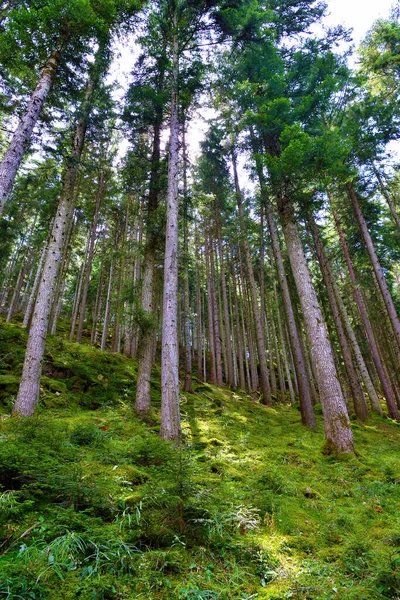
[324,0,396,44]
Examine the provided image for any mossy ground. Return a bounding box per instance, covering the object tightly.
[0,319,399,599]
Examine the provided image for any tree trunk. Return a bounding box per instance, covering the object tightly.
[70,255,87,341]
[278,199,354,454]
[135,118,163,412]
[309,214,369,421]
[76,172,104,343]
[13,72,92,416]
[347,182,400,353]
[23,241,48,328]
[268,300,286,403]
[209,235,223,385]
[333,282,382,414]
[264,200,315,426]
[252,141,315,423]
[91,247,105,346]
[195,220,203,381]
[160,24,181,442]
[101,258,114,351]
[232,151,271,404]
[206,241,217,384]
[373,167,400,230]
[182,123,192,393]
[0,48,62,214]
[215,207,234,387]
[275,285,296,404]
[334,210,399,420]
[6,257,30,322]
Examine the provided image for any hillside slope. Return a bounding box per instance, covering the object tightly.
[0,320,399,599]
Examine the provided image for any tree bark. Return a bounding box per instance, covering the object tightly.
[182,123,192,393]
[274,285,296,404]
[23,241,48,328]
[373,167,400,230]
[277,199,354,454]
[332,281,382,414]
[13,72,93,416]
[6,256,30,322]
[160,24,181,442]
[347,182,400,353]
[251,136,315,424]
[231,255,246,391]
[209,235,223,386]
[195,219,203,381]
[215,206,234,387]
[76,172,104,343]
[232,151,271,404]
[334,209,399,420]
[101,258,114,351]
[264,200,315,426]
[0,48,62,214]
[205,240,217,384]
[135,117,163,412]
[309,214,369,421]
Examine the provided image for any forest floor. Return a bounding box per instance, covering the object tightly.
[0,319,400,600]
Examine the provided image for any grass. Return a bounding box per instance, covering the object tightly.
[0,319,399,599]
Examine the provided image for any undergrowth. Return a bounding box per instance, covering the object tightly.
[0,319,399,599]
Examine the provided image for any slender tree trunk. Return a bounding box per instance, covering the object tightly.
[206,242,217,384]
[265,200,315,426]
[76,172,104,343]
[20,263,35,311]
[244,280,259,393]
[70,255,87,341]
[230,245,247,391]
[373,167,400,230]
[269,300,286,403]
[50,212,75,335]
[252,143,315,423]
[209,235,223,385]
[13,71,94,416]
[232,152,271,404]
[215,208,234,387]
[112,208,128,353]
[277,199,354,453]
[6,257,30,322]
[334,210,399,420]
[91,248,105,346]
[347,182,400,353]
[160,24,181,442]
[231,256,246,391]
[0,48,62,213]
[333,282,382,414]
[275,285,296,404]
[135,116,164,411]
[195,220,203,381]
[182,123,192,392]
[23,241,48,328]
[101,258,114,351]
[309,214,369,421]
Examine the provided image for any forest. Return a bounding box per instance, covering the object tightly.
[0,0,400,598]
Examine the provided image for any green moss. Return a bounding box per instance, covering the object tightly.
[0,321,399,598]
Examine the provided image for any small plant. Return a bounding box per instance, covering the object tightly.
[254,549,279,586]
[70,424,105,446]
[222,505,261,535]
[16,531,141,582]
